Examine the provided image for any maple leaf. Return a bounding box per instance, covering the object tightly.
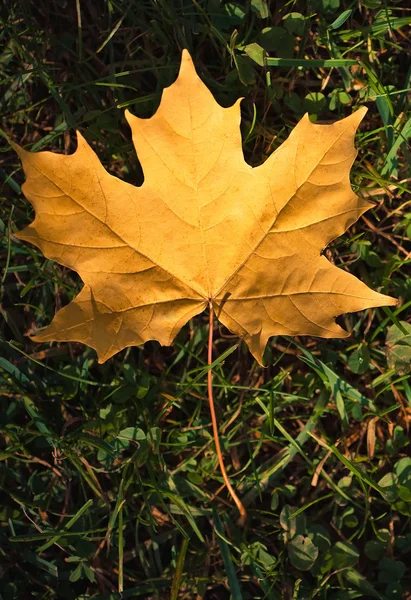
[13,50,396,364]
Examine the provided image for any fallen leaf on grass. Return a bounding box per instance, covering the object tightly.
[13,50,396,363]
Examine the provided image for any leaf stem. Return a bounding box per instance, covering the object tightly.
[207,305,247,526]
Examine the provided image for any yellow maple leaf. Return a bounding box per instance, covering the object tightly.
[13,50,396,364]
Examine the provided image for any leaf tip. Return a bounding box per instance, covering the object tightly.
[75,129,85,140]
[96,354,109,365]
[381,294,399,308]
[180,48,193,62]
[178,48,197,78]
[348,106,368,128]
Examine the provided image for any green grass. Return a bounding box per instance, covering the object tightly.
[1,1,411,598]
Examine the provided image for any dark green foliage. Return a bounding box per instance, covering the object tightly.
[1,0,411,598]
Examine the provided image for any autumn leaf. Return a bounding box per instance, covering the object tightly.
[13,50,396,364]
